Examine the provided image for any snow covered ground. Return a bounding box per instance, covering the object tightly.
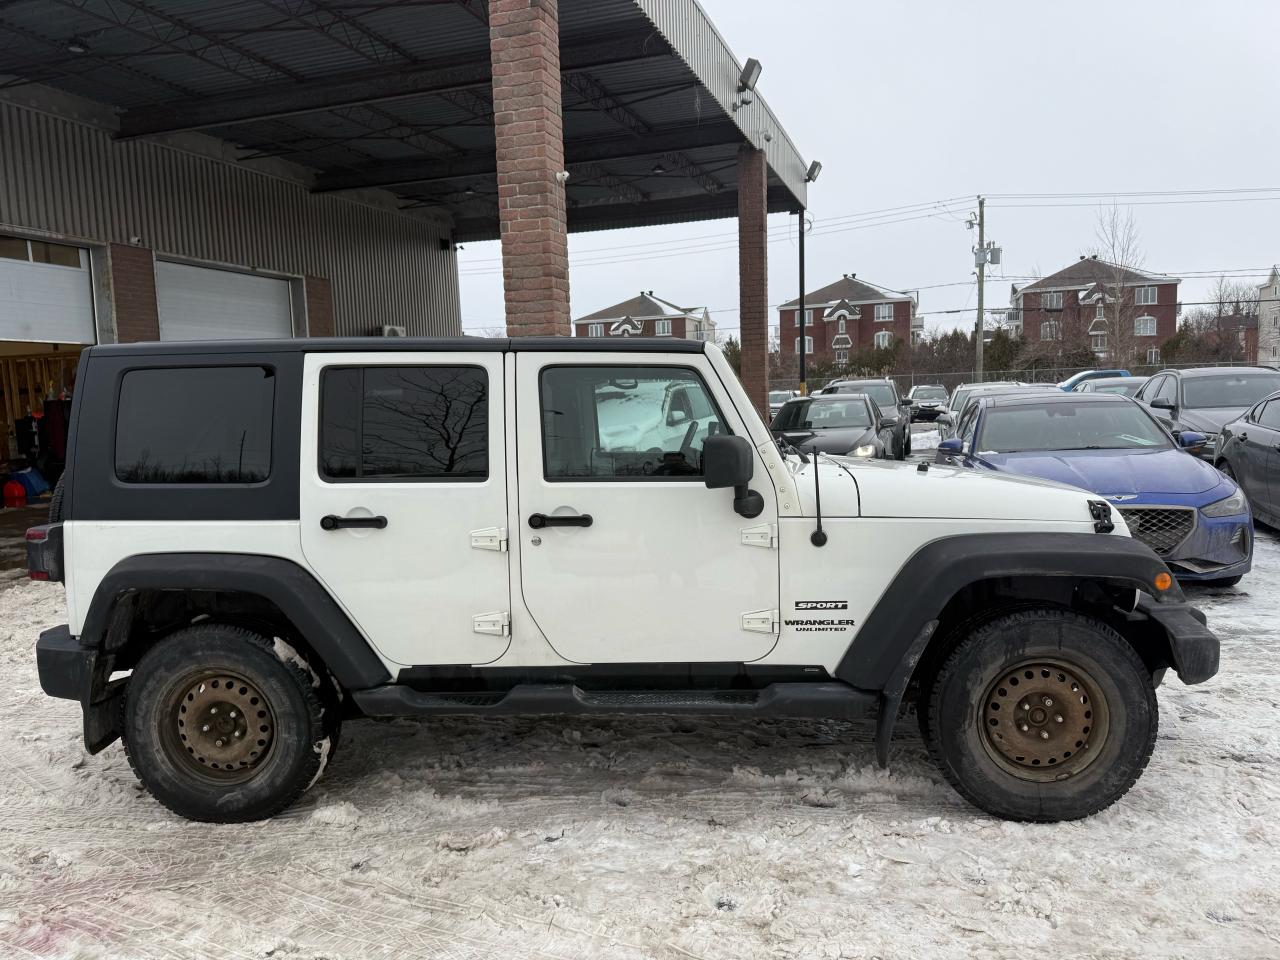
[3,536,1280,959]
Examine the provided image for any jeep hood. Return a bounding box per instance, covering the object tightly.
[787,456,1103,523]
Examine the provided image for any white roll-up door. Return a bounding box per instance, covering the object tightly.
[156,260,293,341]
[0,236,96,344]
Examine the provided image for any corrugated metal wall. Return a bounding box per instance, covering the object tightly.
[0,100,461,337]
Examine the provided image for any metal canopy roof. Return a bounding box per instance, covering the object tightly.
[0,0,808,242]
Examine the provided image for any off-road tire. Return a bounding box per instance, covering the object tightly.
[48,476,65,523]
[919,607,1157,822]
[123,624,335,823]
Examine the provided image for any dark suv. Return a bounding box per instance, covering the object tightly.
[1135,367,1280,460]
[819,378,911,458]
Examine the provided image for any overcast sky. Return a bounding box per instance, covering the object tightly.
[458,0,1279,339]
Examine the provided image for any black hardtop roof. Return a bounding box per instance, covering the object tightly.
[786,392,871,403]
[86,336,708,358]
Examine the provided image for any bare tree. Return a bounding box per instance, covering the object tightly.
[1181,275,1259,362]
[1090,204,1146,364]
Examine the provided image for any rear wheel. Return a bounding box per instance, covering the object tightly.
[919,608,1157,822]
[48,476,65,523]
[123,624,337,822]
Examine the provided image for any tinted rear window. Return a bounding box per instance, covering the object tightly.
[320,366,488,480]
[115,366,275,483]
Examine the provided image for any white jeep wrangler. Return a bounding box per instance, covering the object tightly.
[31,337,1218,823]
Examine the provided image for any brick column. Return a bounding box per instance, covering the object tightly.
[489,0,571,336]
[108,243,160,342]
[304,275,335,336]
[737,147,769,419]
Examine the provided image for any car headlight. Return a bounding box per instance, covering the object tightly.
[1202,488,1247,517]
[849,444,877,457]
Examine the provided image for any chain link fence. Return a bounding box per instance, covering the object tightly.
[767,359,1270,395]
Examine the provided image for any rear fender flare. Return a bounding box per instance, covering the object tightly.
[80,553,392,691]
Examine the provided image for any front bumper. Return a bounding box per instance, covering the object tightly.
[1166,513,1252,582]
[37,625,124,753]
[1133,594,1220,684]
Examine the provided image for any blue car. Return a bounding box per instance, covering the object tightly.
[936,392,1252,585]
[1058,369,1131,392]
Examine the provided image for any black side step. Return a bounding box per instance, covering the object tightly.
[351,682,877,720]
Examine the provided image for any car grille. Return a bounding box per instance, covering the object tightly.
[1117,507,1195,556]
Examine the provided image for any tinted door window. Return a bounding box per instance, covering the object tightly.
[115,366,275,483]
[1136,376,1163,402]
[320,366,488,480]
[541,366,724,479]
[1154,377,1177,404]
[1258,400,1280,430]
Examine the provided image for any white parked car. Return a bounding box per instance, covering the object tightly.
[31,337,1217,824]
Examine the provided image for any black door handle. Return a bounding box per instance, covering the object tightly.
[528,512,593,529]
[320,514,388,531]
[1238,432,1248,442]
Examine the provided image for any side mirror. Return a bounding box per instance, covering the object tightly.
[900,399,912,409]
[878,417,896,430]
[1178,431,1207,450]
[937,438,964,456]
[1150,398,1177,412]
[936,413,953,426]
[666,408,689,427]
[703,435,763,518]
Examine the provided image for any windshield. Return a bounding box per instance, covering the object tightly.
[913,386,947,400]
[1182,373,1280,409]
[950,387,974,412]
[776,398,872,430]
[768,390,793,403]
[840,383,896,407]
[978,401,1171,453]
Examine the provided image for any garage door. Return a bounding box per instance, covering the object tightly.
[0,235,96,344]
[156,260,293,341]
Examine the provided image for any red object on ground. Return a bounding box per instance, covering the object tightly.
[2,480,25,508]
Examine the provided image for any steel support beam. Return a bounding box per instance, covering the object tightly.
[453,185,793,242]
[313,122,742,192]
[115,32,671,139]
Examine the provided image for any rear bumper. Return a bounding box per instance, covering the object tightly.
[36,625,90,700]
[36,625,124,753]
[1135,595,1220,684]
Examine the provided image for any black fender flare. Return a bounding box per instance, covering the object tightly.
[835,532,1190,766]
[80,552,392,691]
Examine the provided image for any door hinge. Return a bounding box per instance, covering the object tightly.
[741,522,778,549]
[472,611,510,637]
[741,609,780,634]
[470,526,508,552]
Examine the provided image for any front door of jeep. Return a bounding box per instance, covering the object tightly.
[513,354,780,664]
[299,352,510,668]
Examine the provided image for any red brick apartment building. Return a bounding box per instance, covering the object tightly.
[779,275,921,364]
[1011,256,1180,364]
[573,292,715,341]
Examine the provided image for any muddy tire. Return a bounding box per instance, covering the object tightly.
[919,608,1157,822]
[123,624,337,823]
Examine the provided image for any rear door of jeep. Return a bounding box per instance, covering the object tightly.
[298,350,511,668]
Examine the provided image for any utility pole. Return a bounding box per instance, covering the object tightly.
[975,195,985,383]
[798,208,807,395]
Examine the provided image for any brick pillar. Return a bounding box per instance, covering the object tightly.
[489,0,570,336]
[737,147,769,419]
[304,275,335,337]
[108,243,160,342]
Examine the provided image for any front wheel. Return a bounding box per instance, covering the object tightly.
[919,608,1157,822]
[124,624,337,823]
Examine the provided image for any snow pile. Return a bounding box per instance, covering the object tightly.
[2,537,1279,958]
